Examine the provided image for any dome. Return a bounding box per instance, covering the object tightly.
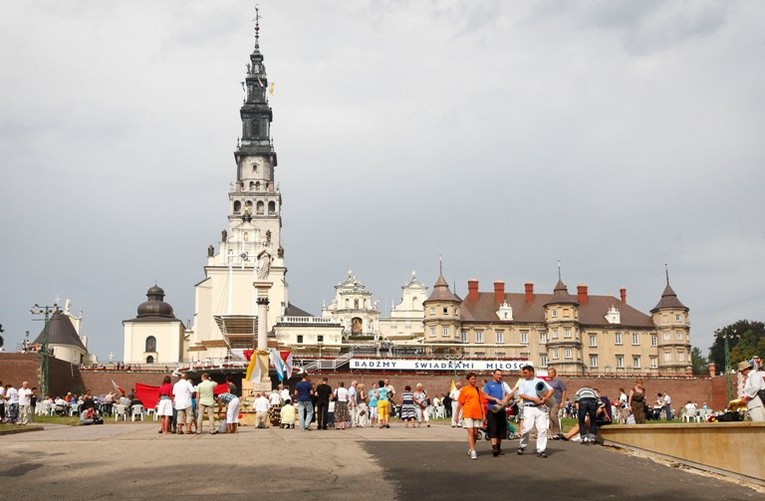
[136,285,175,319]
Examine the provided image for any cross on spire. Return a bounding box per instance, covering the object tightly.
[253,5,261,47]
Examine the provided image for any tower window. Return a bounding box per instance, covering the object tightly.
[256,201,264,214]
[255,181,261,191]
[145,336,156,353]
[268,201,276,214]
[233,201,241,214]
[146,356,154,364]
[249,181,255,191]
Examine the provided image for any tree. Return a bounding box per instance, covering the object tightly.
[691,347,707,375]
[709,320,765,372]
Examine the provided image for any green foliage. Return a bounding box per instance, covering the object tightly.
[691,347,707,375]
[709,320,765,371]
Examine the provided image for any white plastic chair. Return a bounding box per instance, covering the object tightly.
[36,402,51,416]
[682,408,697,422]
[114,404,128,421]
[131,404,145,421]
[146,407,157,420]
[69,403,80,417]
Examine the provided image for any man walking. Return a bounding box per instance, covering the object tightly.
[172,373,195,434]
[294,374,314,431]
[483,369,511,456]
[546,369,566,438]
[18,381,33,425]
[517,365,553,458]
[195,373,217,434]
[315,377,332,430]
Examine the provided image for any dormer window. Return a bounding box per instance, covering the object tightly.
[605,305,621,324]
[496,301,513,321]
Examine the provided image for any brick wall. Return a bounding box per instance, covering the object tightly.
[0,353,83,397]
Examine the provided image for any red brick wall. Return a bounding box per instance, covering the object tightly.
[81,371,170,395]
[313,372,726,412]
[0,353,84,397]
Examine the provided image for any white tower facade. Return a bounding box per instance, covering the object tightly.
[187,19,287,362]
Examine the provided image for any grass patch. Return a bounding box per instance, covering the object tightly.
[24,415,81,426]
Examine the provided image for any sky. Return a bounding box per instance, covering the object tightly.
[1,1,763,361]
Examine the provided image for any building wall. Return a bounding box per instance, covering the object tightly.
[123,321,184,364]
[0,353,84,397]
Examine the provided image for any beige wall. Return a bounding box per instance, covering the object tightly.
[123,320,184,364]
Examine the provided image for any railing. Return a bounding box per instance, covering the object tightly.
[277,316,338,324]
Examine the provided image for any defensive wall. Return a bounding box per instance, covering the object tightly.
[0,353,732,410]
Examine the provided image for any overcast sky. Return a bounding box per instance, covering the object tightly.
[1,1,763,361]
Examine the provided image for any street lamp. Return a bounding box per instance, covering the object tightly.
[715,328,739,401]
[30,302,60,398]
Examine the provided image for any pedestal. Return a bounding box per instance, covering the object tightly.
[252,280,273,393]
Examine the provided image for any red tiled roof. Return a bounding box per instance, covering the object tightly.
[651,283,687,312]
[461,292,655,329]
[426,274,461,302]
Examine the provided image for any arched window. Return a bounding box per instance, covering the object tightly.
[268,201,276,214]
[345,299,349,308]
[146,355,155,364]
[412,296,418,310]
[256,201,264,214]
[255,181,261,191]
[244,200,253,211]
[233,201,241,213]
[354,299,359,309]
[145,336,156,352]
[249,181,255,191]
[243,232,249,242]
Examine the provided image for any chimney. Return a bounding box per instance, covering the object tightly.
[577,283,589,304]
[708,362,716,377]
[620,287,627,304]
[467,279,479,302]
[524,282,534,304]
[494,280,505,303]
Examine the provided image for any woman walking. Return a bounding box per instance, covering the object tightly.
[157,376,174,435]
[456,373,486,460]
[334,382,350,430]
[399,385,418,427]
[628,379,647,424]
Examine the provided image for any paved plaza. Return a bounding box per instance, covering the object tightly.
[1,422,761,500]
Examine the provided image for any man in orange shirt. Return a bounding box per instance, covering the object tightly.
[456,372,486,460]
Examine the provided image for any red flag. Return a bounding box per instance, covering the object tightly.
[111,379,125,395]
[213,382,228,395]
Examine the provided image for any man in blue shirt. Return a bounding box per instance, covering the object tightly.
[294,374,314,431]
[483,369,511,456]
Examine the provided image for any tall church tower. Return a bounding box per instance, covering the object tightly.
[188,12,288,361]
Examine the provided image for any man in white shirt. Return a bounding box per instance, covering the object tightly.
[269,389,282,408]
[6,383,20,424]
[517,365,553,458]
[347,381,358,427]
[18,381,33,425]
[173,373,195,434]
[278,383,290,403]
[449,381,462,427]
[662,392,672,420]
[739,360,765,422]
[253,392,271,428]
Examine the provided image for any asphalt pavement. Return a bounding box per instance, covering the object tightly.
[0,422,760,500]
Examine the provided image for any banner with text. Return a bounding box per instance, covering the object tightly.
[349,358,532,372]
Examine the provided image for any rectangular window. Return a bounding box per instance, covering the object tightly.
[429,327,436,337]
[495,352,505,357]
[460,330,468,343]
[475,331,484,344]
[317,335,324,343]
[551,329,559,339]
[632,355,641,369]
[675,314,681,322]
[677,350,686,362]
[615,332,622,345]
[297,335,304,344]
[589,334,597,347]
[564,328,572,339]
[540,355,548,367]
[632,333,639,345]
[552,349,560,360]
[651,335,658,347]
[442,326,449,337]
[551,309,558,318]
[650,357,658,369]
[496,331,505,344]
[540,332,547,344]
[616,355,624,369]
[429,307,435,315]
[520,331,528,344]
[663,332,670,340]
[564,348,572,359]
[443,307,448,315]
[676,331,683,340]
[590,355,598,368]
[664,351,672,362]
[474,352,485,357]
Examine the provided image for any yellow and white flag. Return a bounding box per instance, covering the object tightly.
[269,82,275,95]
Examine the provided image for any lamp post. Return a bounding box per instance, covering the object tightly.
[30,303,60,398]
[715,328,739,402]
